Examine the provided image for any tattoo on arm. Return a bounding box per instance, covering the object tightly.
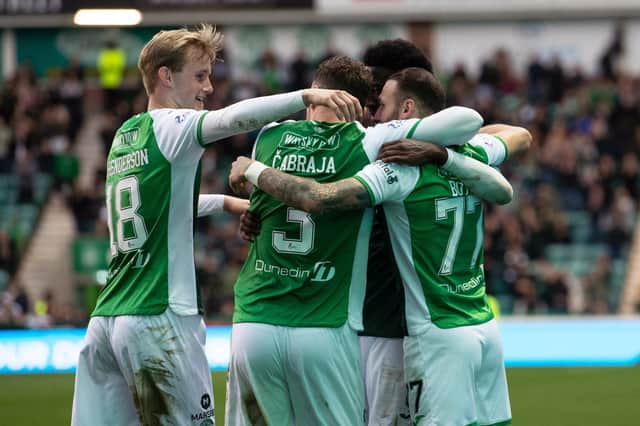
[258,169,372,214]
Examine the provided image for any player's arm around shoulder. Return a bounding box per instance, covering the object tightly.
[196,194,249,217]
[410,106,483,146]
[441,149,513,205]
[228,156,372,215]
[361,106,483,159]
[200,88,362,144]
[376,138,513,205]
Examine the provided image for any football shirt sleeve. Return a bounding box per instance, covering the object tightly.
[442,149,513,204]
[197,194,225,217]
[361,106,483,160]
[354,161,418,205]
[406,106,483,147]
[465,134,507,166]
[199,91,305,144]
[151,108,208,164]
[360,119,422,161]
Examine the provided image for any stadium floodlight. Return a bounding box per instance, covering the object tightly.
[73,9,142,26]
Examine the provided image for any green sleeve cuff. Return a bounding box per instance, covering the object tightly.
[494,134,509,159]
[196,112,208,147]
[353,175,376,206]
[406,118,421,139]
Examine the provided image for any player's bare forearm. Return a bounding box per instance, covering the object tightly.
[479,124,511,134]
[223,196,250,216]
[257,169,372,214]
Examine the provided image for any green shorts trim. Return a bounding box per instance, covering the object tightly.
[479,419,512,426]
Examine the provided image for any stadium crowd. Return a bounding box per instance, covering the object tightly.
[0,39,637,328]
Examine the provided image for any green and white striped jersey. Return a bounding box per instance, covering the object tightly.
[355,134,506,333]
[95,108,212,317]
[234,118,428,330]
[95,91,318,317]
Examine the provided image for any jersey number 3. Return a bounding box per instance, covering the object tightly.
[106,176,149,256]
[272,208,315,255]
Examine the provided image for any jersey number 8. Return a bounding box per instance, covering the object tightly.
[106,176,149,256]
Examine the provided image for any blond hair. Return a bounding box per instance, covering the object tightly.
[138,24,223,94]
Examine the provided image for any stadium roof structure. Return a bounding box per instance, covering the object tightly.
[2,0,640,27]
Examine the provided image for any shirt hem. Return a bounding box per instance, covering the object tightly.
[232,317,348,328]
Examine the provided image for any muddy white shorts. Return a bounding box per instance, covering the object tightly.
[71,309,215,426]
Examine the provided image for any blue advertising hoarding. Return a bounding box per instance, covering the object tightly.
[1,319,639,374]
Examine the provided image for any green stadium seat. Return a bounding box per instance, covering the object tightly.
[545,244,571,263]
[33,173,52,204]
[545,243,613,278]
[571,243,607,258]
[566,211,592,243]
[567,259,592,277]
[609,259,627,309]
[0,269,9,291]
[0,174,17,205]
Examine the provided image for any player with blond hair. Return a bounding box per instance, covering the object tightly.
[71,24,363,426]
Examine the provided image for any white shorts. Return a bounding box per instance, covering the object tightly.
[359,336,410,426]
[403,319,511,426]
[71,309,215,426]
[226,322,365,426]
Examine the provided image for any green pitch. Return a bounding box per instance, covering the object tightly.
[1,367,638,425]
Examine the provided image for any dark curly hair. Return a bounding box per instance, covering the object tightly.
[313,55,374,107]
[362,39,433,95]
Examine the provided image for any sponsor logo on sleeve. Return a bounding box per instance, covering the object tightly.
[376,161,398,185]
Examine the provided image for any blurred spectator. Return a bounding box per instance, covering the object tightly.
[0,117,12,172]
[583,255,613,313]
[599,23,624,82]
[55,59,85,141]
[0,230,17,275]
[69,182,101,234]
[512,276,539,315]
[97,40,126,110]
[607,76,640,159]
[288,51,311,90]
[3,31,640,322]
[0,282,29,328]
[256,49,282,94]
[547,57,566,103]
[542,270,570,314]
